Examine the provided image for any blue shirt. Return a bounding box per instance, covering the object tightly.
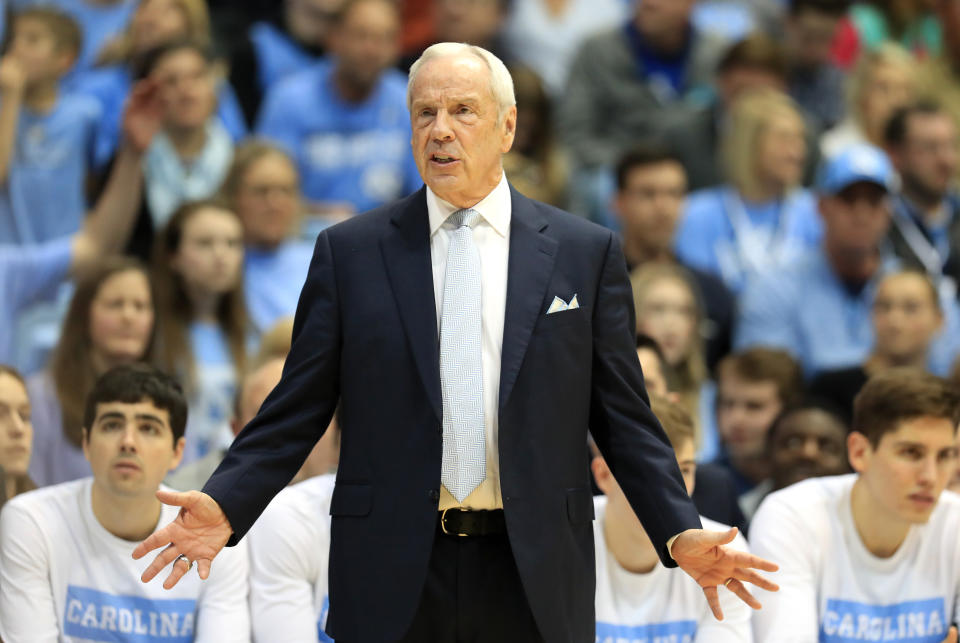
[249,21,319,92]
[0,92,101,244]
[734,247,960,377]
[256,60,422,213]
[0,237,72,367]
[244,241,314,336]
[12,0,137,88]
[183,322,237,465]
[674,186,823,293]
[74,65,248,167]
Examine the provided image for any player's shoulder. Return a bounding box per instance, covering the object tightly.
[261,474,336,527]
[756,474,852,524]
[1,478,87,530]
[929,489,960,529]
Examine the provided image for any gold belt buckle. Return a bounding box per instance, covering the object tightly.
[440,507,469,537]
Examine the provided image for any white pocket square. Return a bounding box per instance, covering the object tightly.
[546,294,579,314]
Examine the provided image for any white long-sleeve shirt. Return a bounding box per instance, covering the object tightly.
[593,495,753,643]
[0,478,250,642]
[750,474,960,643]
[247,474,335,642]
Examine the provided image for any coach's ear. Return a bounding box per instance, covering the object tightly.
[847,431,872,474]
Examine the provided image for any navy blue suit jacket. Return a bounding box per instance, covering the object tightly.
[203,186,701,643]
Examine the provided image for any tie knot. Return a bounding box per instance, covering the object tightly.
[449,208,480,229]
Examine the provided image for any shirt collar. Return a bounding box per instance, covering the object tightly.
[427,173,511,238]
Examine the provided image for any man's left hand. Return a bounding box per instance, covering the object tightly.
[671,527,779,620]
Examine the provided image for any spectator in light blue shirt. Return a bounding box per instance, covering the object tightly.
[257,0,421,218]
[674,88,822,293]
[735,143,960,377]
[219,140,314,337]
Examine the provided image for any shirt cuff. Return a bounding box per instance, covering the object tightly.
[666,533,680,561]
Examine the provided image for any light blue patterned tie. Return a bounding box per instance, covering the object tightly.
[440,208,485,502]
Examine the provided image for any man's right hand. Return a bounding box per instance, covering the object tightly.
[943,626,958,643]
[0,56,25,97]
[132,490,233,589]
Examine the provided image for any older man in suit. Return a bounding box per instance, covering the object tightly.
[133,42,778,642]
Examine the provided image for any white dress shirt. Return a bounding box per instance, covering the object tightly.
[428,173,511,511]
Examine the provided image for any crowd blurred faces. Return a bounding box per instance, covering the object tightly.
[0,366,34,505]
[886,103,959,207]
[767,402,849,492]
[5,9,79,88]
[635,334,670,399]
[152,45,218,135]
[105,0,209,64]
[819,180,892,275]
[434,0,506,48]
[634,0,696,52]
[871,271,943,369]
[330,0,401,100]
[715,36,789,108]
[285,0,343,49]
[784,0,848,71]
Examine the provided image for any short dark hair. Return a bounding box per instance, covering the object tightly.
[884,100,950,147]
[852,368,960,446]
[788,0,851,17]
[133,38,214,81]
[14,7,82,58]
[717,347,804,409]
[767,396,849,451]
[615,144,683,191]
[650,394,696,452]
[83,364,188,445]
[717,34,789,79]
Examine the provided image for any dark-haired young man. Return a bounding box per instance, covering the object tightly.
[0,365,249,642]
[751,369,960,642]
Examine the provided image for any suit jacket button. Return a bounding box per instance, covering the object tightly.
[428,489,440,502]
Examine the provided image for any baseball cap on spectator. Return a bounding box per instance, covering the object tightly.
[817,144,894,195]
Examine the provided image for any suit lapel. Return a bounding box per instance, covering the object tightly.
[380,189,443,421]
[499,187,558,413]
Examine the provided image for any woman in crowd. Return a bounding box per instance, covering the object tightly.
[26,258,155,487]
[218,140,312,337]
[77,0,246,166]
[809,269,944,421]
[821,43,916,158]
[0,365,35,507]
[630,263,716,459]
[152,199,247,465]
[673,88,821,294]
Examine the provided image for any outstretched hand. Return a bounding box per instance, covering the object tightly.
[121,79,163,153]
[132,489,232,589]
[671,527,779,620]
[942,626,958,643]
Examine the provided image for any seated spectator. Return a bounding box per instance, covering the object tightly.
[153,199,247,465]
[27,259,155,488]
[674,88,822,294]
[0,364,249,641]
[661,33,822,192]
[118,40,236,259]
[629,264,713,458]
[810,270,944,421]
[257,0,420,218]
[0,7,101,244]
[75,0,246,165]
[252,316,294,367]
[632,333,747,533]
[613,146,734,368]
[714,348,804,500]
[247,465,336,641]
[0,80,160,374]
[590,395,753,641]
[736,143,960,377]
[229,0,344,126]
[884,102,960,293]
[560,0,727,222]
[739,398,849,519]
[501,66,568,208]
[821,43,915,158]
[10,0,136,89]
[0,365,35,508]
[751,369,960,641]
[400,0,510,72]
[784,0,850,132]
[919,0,960,184]
[167,356,339,491]
[502,0,626,98]
[218,140,313,336]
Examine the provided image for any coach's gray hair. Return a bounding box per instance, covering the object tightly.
[406,42,516,123]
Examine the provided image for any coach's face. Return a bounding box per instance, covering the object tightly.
[409,54,517,208]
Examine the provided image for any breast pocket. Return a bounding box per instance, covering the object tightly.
[534,308,590,334]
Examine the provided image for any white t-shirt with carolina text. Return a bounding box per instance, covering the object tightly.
[750,474,960,643]
[246,473,334,642]
[0,478,250,642]
[593,495,753,643]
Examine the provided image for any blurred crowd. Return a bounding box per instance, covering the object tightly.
[2,0,960,640]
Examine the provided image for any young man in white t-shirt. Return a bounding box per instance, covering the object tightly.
[751,368,960,643]
[0,364,250,642]
[591,394,754,643]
